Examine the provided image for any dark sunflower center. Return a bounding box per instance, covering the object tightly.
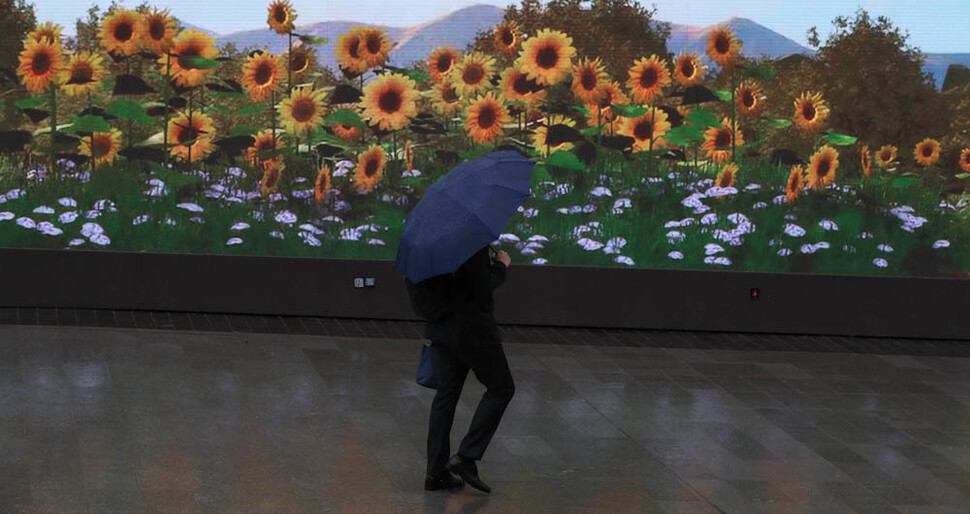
[714,130,731,148]
[500,28,514,46]
[802,103,816,121]
[964,153,970,164]
[71,63,93,82]
[366,34,382,55]
[349,39,360,59]
[258,137,276,152]
[150,19,166,40]
[580,69,597,91]
[817,158,831,177]
[513,74,532,95]
[292,98,316,122]
[364,158,379,177]
[178,47,200,68]
[718,173,732,187]
[178,124,199,143]
[274,7,287,23]
[639,67,658,88]
[463,64,484,85]
[436,54,453,73]
[477,106,497,129]
[536,45,559,70]
[715,35,730,54]
[442,86,458,103]
[291,52,308,72]
[599,90,613,108]
[789,175,798,190]
[879,151,890,162]
[922,145,933,157]
[633,120,654,141]
[742,91,755,108]
[92,135,112,158]
[681,60,695,78]
[254,62,273,85]
[114,21,134,42]
[32,50,51,75]
[378,89,403,114]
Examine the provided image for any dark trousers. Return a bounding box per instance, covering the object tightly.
[426,343,515,476]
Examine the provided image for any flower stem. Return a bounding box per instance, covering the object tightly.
[187,87,194,165]
[49,84,57,173]
[730,68,736,163]
[287,32,293,94]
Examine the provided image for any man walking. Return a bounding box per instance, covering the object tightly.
[424,246,515,494]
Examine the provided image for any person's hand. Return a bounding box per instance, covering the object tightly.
[495,250,511,268]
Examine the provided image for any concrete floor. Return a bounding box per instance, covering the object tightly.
[2,323,969,513]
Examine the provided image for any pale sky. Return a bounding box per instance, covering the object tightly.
[32,0,970,53]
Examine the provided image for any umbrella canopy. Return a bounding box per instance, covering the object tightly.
[395,150,535,283]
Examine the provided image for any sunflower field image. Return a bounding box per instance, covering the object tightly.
[1,0,970,276]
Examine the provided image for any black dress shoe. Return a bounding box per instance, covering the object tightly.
[446,455,491,493]
[424,472,464,491]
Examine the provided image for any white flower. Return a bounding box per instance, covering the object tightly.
[291,189,314,199]
[666,230,685,243]
[668,251,684,260]
[842,245,857,253]
[336,159,355,170]
[402,169,423,177]
[784,224,806,237]
[164,218,176,226]
[777,248,792,256]
[819,219,839,231]
[189,216,204,224]
[752,202,768,209]
[228,167,246,178]
[15,217,35,229]
[873,258,889,268]
[299,232,322,247]
[521,208,539,218]
[528,235,549,243]
[772,194,787,205]
[93,199,116,212]
[664,220,682,228]
[704,243,724,255]
[274,210,298,224]
[700,213,718,225]
[613,198,632,209]
[89,233,111,246]
[577,238,604,251]
[85,210,101,219]
[606,237,627,249]
[176,202,204,213]
[744,183,761,191]
[367,238,386,246]
[0,212,14,221]
[226,237,243,245]
[555,207,570,215]
[590,186,612,197]
[339,228,361,241]
[321,216,344,224]
[583,204,596,213]
[859,231,874,240]
[728,213,749,225]
[877,244,894,253]
[68,238,85,246]
[614,256,635,266]
[705,186,738,197]
[33,205,54,214]
[703,256,732,266]
[532,258,548,265]
[268,192,286,202]
[132,215,149,226]
[269,230,285,240]
[521,248,537,255]
[569,205,583,214]
[681,192,707,208]
[933,240,950,249]
[80,222,104,237]
[299,223,324,235]
[498,233,520,243]
[6,188,24,200]
[230,222,250,231]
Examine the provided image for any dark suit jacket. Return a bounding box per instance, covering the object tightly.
[424,247,508,347]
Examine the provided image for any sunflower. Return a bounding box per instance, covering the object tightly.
[79,129,123,165]
[165,30,219,87]
[498,66,546,106]
[627,55,671,103]
[620,109,672,153]
[167,111,216,163]
[465,93,510,144]
[315,164,331,204]
[454,52,496,99]
[17,38,63,93]
[28,22,63,45]
[59,51,105,97]
[432,80,463,115]
[807,145,839,189]
[141,8,177,56]
[261,160,284,195]
[360,73,419,131]
[673,52,706,86]
[405,140,414,171]
[335,27,370,74]
[914,138,941,167]
[585,80,629,132]
[286,45,315,76]
[572,58,607,104]
[354,145,385,192]
[702,118,744,165]
[960,148,970,173]
[875,145,898,169]
[427,46,461,83]
[358,26,392,70]
[786,165,804,203]
[793,91,829,133]
[735,80,765,118]
[332,123,362,142]
[860,144,872,178]
[241,51,282,101]
[716,163,739,189]
[706,25,741,69]
[246,129,285,169]
[267,0,297,35]
[100,9,143,56]
[532,115,577,153]
[279,86,327,136]
[494,21,521,57]
[516,28,576,86]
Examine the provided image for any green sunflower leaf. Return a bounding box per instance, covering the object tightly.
[546,149,587,172]
[177,55,220,70]
[237,103,269,116]
[63,115,112,134]
[229,125,260,137]
[714,138,764,152]
[956,173,970,179]
[684,109,719,129]
[14,96,47,109]
[824,132,858,146]
[106,99,153,125]
[610,104,648,118]
[297,35,330,46]
[739,66,778,80]
[324,108,368,130]
[712,89,732,102]
[764,118,793,129]
[892,177,919,189]
[662,124,705,146]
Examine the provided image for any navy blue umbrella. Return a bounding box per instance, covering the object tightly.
[395,150,535,283]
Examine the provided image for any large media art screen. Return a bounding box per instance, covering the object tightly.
[1,0,969,276]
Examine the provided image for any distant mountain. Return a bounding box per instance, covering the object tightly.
[202,7,962,90]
